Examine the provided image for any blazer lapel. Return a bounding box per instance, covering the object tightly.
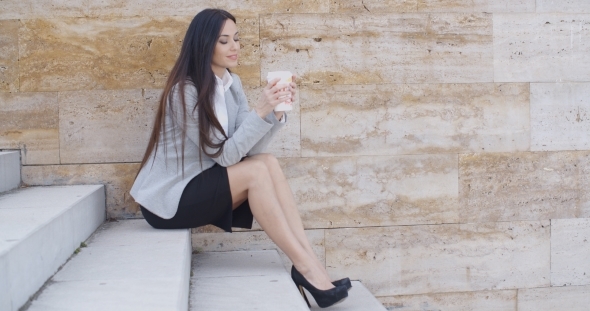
[225,88,238,137]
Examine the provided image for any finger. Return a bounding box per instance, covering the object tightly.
[287,83,296,96]
[269,91,291,104]
[265,77,281,89]
[268,88,289,97]
[269,83,288,94]
[282,94,293,104]
[263,86,282,104]
[276,90,292,98]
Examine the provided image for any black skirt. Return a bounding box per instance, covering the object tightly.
[140,163,253,232]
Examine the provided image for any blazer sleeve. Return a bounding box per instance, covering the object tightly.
[231,74,287,156]
[171,82,274,168]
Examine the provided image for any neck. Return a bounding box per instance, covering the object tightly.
[212,66,225,79]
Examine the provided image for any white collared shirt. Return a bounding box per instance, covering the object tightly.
[214,70,233,138]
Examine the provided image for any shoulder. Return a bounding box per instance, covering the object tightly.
[171,79,197,92]
[170,80,198,99]
[166,80,199,112]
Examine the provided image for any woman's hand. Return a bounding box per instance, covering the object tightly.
[255,77,294,119]
[274,75,297,121]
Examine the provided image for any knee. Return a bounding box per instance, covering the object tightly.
[245,158,271,182]
[252,153,281,170]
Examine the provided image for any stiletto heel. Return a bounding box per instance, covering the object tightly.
[291,266,348,308]
[297,285,311,308]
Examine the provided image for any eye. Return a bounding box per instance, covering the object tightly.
[234,37,240,42]
[219,40,228,44]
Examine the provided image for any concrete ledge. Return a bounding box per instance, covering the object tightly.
[26,219,191,311]
[0,185,105,311]
[0,151,20,193]
[190,250,309,311]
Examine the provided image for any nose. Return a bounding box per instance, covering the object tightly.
[232,39,239,51]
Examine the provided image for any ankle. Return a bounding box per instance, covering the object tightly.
[293,265,334,290]
[293,262,313,276]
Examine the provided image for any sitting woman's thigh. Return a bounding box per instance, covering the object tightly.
[226,158,268,206]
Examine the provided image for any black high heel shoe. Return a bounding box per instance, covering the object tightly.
[332,277,352,290]
[291,266,348,308]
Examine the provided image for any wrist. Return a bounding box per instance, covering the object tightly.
[255,108,268,119]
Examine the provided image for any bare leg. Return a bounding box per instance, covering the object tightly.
[245,154,330,280]
[227,158,334,290]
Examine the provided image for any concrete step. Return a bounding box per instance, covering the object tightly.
[0,185,105,311]
[307,281,387,311]
[0,151,20,193]
[24,219,191,311]
[190,250,309,311]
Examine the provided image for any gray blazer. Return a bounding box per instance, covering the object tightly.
[130,74,285,219]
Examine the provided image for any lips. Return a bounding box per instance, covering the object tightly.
[227,55,238,60]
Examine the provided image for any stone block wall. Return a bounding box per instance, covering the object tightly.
[1,1,590,309]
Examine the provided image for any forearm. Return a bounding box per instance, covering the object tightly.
[210,110,274,166]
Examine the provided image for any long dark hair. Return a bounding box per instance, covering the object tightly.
[138,9,236,174]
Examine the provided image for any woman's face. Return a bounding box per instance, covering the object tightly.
[211,19,240,77]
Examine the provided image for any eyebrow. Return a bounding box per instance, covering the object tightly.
[219,32,239,37]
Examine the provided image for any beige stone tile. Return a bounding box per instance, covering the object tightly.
[0,0,84,19]
[21,163,141,218]
[531,83,590,151]
[518,285,590,311]
[494,14,590,82]
[231,16,260,88]
[300,83,529,157]
[378,290,517,311]
[59,89,154,163]
[330,0,418,13]
[18,15,260,91]
[579,154,590,215]
[207,0,330,15]
[260,13,493,85]
[551,218,590,286]
[331,1,535,14]
[0,92,59,165]
[0,0,329,19]
[0,20,19,92]
[537,1,590,13]
[19,17,189,91]
[459,151,590,223]
[417,0,534,12]
[266,108,300,158]
[192,229,325,271]
[325,221,550,296]
[280,154,459,228]
[266,112,301,158]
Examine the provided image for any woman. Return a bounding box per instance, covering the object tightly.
[130,9,349,308]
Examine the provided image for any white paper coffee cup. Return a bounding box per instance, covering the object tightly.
[267,71,293,112]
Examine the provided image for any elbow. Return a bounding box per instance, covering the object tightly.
[215,154,241,167]
[247,149,261,157]
[216,158,234,167]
